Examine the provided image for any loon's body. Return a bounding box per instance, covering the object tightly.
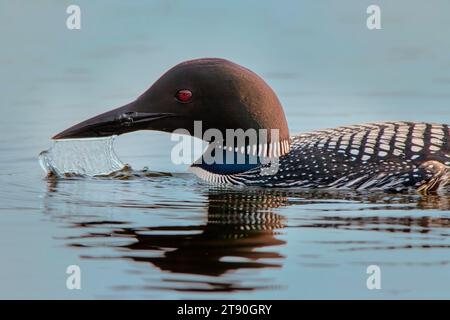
[53,58,450,193]
[191,121,450,192]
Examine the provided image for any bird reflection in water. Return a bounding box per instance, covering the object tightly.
[44,180,289,292]
[43,177,450,293]
[113,190,287,277]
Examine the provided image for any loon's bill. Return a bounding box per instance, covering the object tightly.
[52,58,450,193]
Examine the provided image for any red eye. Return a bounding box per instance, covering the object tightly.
[175,89,193,103]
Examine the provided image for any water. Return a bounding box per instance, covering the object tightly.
[1,0,450,299]
[39,137,125,177]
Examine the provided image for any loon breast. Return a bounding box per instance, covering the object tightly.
[190,121,450,192]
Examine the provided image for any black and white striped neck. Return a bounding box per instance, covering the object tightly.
[189,139,291,181]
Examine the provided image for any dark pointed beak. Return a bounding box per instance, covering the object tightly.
[52,101,176,140]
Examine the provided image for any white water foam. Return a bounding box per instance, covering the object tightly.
[38,136,125,177]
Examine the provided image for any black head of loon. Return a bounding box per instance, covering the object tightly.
[53,58,290,152]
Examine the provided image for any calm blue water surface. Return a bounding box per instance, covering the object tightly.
[1,1,450,299]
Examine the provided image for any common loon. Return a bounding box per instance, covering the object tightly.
[53,58,450,192]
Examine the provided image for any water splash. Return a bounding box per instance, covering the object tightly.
[39,136,126,177]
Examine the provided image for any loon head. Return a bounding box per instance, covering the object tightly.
[53,58,290,155]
